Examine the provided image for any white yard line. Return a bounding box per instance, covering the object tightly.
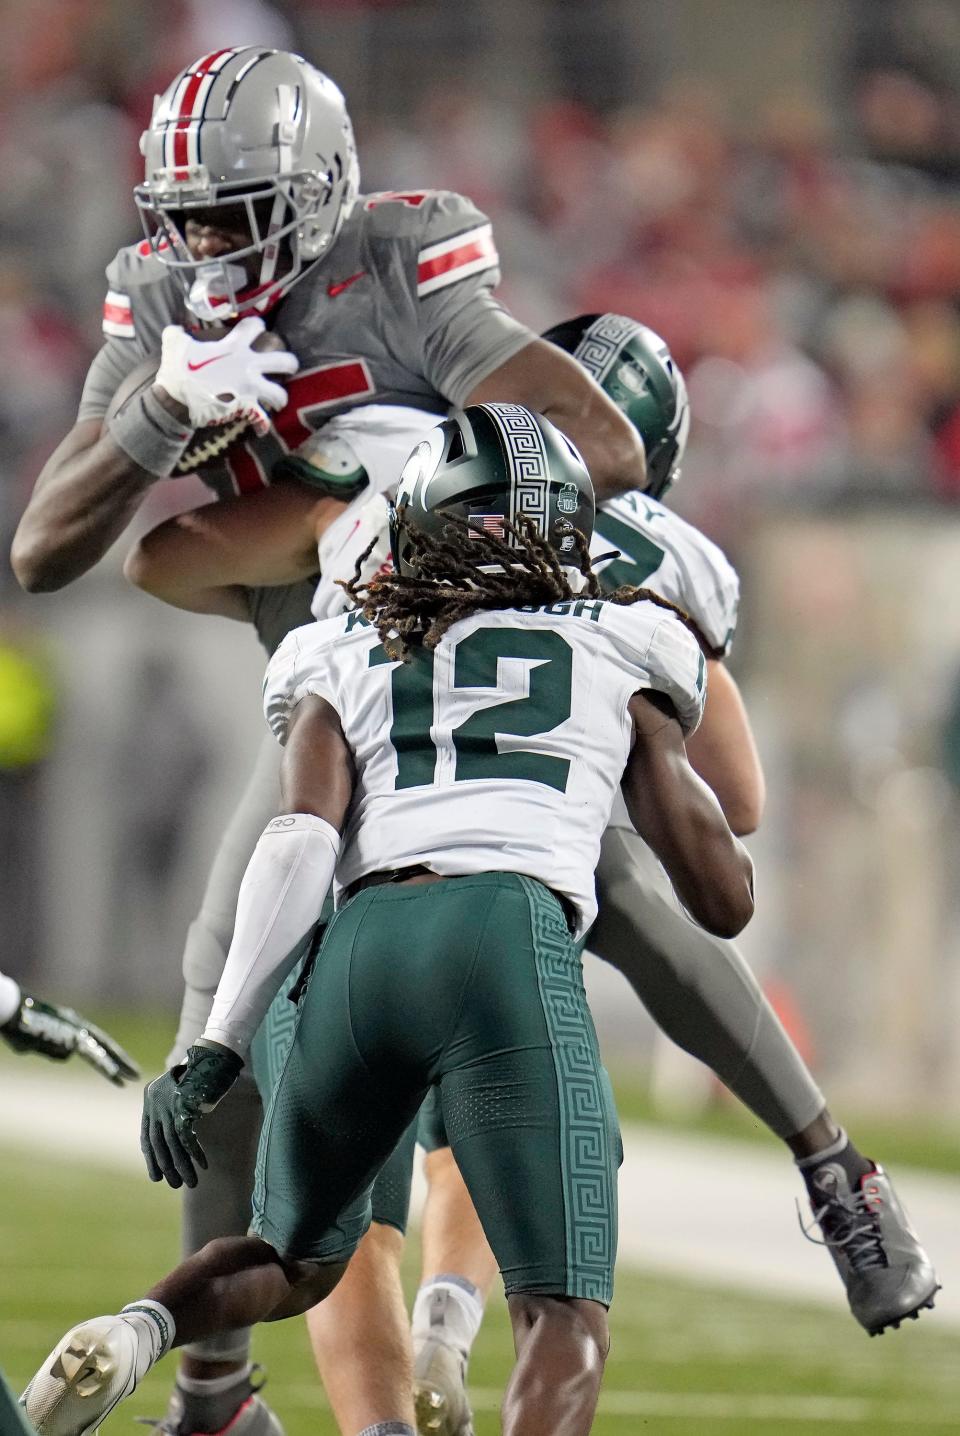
[2,1068,957,1324]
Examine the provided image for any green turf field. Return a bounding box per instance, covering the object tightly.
[1,1144,956,1435]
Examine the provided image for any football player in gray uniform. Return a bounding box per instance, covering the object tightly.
[9,47,647,1436]
[21,405,755,1436]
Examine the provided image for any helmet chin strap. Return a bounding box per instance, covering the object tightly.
[186,261,249,323]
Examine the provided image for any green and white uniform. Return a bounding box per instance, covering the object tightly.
[254,598,704,1298]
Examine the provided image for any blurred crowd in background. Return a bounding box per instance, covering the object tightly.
[3,0,960,1109]
[2,0,960,558]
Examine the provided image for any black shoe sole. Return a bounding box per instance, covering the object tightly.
[867,1284,941,1336]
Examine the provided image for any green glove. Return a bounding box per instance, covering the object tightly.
[1,993,139,1087]
[273,428,369,499]
[141,1041,243,1189]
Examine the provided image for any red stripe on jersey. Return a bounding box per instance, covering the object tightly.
[172,49,232,169]
[274,362,376,450]
[417,232,497,287]
[226,440,269,495]
[103,300,133,325]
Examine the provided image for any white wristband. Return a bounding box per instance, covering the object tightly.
[203,814,340,1057]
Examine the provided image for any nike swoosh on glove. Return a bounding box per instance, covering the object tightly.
[141,1042,243,1189]
[155,317,299,435]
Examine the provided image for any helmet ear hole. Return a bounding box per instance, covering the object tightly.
[446,428,466,462]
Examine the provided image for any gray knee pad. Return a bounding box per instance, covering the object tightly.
[591,827,824,1138]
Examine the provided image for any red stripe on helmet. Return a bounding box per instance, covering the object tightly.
[171,49,234,170]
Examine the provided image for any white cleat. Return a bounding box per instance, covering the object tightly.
[413,1338,475,1436]
[22,1317,145,1436]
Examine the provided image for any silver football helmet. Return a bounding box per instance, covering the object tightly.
[135,48,359,320]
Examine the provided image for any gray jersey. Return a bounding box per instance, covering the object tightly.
[79,189,534,498]
[591,491,740,659]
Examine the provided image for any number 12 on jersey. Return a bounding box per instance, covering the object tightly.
[369,629,574,793]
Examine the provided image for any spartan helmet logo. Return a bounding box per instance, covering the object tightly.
[557,482,580,515]
[616,358,648,396]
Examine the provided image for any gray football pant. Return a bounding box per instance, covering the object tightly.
[589,826,824,1138]
[167,733,281,1363]
[171,738,824,1359]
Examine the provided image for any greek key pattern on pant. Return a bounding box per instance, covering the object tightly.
[523,879,616,1304]
[250,962,302,1102]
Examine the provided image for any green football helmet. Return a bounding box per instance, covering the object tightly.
[543,313,690,500]
[389,403,595,577]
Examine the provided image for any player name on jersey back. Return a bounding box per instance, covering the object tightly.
[265,598,706,936]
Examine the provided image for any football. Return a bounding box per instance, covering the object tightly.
[102,327,287,475]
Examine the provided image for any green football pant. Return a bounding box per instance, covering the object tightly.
[251,914,417,1234]
[1,1369,35,1435]
[253,873,622,1304]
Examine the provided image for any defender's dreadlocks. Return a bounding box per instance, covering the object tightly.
[340,513,703,661]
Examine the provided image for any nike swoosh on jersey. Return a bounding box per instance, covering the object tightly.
[186,355,226,371]
[327,271,368,299]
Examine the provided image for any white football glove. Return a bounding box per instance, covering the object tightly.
[154,317,299,436]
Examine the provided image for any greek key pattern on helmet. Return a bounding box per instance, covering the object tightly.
[486,403,550,535]
[524,878,616,1305]
[574,313,641,386]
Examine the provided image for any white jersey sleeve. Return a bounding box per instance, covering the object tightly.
[593,492,740,658]
[263,621,342,743]
[600,602,706,737]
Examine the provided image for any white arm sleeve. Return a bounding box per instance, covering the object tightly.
[203,814,340,1057]
[0,971,21,1026]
